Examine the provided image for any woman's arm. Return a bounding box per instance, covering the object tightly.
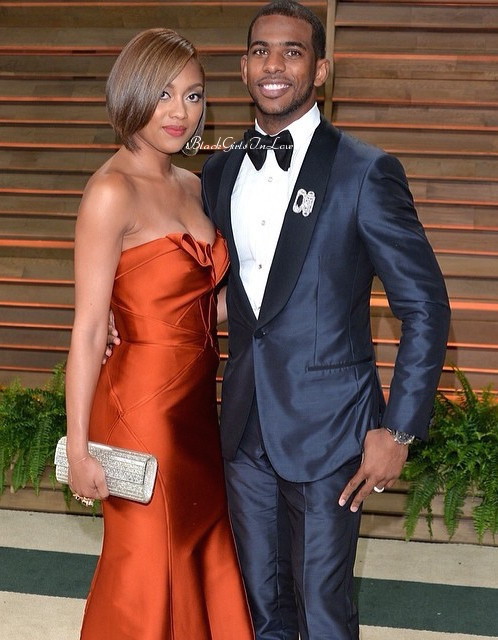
[65,173,132,500]
[217,285,227,325]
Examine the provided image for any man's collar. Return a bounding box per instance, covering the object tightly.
[254,104,321,151]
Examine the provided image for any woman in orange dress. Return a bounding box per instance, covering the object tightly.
[64,29,253,640]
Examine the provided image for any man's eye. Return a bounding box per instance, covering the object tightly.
[252,49,267,56]
[286,50,302,57]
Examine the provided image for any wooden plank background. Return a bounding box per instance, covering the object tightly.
[0,0,497,542]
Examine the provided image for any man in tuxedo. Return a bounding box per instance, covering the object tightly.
[201,1,451,639]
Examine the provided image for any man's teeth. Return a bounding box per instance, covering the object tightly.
[263,83,288,90]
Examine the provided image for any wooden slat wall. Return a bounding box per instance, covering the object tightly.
[331,0,498,396]
[0,1,497,543]
[0,1,276,385]
[329,0,498,543]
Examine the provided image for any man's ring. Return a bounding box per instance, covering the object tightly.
[72,493,95,507]
[373,486,385,493]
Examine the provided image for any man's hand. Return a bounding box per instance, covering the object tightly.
[102,309,121,364]
[338,428,409,512]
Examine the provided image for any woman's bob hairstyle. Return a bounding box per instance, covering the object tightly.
[106,28,205,154]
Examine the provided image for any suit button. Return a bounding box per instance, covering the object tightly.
[254,329,267,339]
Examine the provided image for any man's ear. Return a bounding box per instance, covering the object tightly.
[314,58,330,88]
[241,55,248,86]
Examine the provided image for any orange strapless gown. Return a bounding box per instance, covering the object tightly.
[81,232,253,640]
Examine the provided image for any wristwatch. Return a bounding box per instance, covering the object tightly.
[383,427,415,446]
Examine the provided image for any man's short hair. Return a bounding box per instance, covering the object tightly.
[247,0,326,60]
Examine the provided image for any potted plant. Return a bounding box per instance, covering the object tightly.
[0,364,70,501]
[402,368,498,542]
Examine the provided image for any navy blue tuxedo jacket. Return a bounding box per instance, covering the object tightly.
[202,119,451,483]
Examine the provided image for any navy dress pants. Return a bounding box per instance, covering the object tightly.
[224,402,362,640]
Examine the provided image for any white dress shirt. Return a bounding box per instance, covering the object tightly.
[231,104,321,318]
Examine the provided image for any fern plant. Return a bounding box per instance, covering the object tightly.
[402,368,498,542]
[0,364,67,495]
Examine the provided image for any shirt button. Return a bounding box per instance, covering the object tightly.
[261,220,266,226]
[258,264,263,270]
[267,176,273,182]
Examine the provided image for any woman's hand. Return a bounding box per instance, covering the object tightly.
[68,455,110,504]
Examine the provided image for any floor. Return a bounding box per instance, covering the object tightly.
[0,509,497,640]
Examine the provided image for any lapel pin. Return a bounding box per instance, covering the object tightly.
[292,188,316,217]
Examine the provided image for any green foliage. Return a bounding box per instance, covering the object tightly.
[0,364,67,495]
[402,368,498,542]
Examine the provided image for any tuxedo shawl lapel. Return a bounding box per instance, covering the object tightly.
[215,147,257,322]
[257,119,341,328]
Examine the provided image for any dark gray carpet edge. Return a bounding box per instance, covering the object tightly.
[1,547,497,636]
[0,547,97,599]
[354,577,498,636]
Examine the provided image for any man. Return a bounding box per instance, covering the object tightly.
[201,1,451,639]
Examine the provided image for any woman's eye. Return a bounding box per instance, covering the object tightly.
[159,90,170,100]
[187,92,203,103]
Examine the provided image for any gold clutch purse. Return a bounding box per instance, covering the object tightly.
[54,436,158,504]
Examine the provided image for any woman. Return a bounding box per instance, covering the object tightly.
[65,28,253,640]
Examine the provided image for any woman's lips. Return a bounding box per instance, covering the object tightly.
[163,126,187,137]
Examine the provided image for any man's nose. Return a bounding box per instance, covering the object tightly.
[263,51,285,73]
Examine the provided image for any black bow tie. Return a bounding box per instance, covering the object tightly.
[243,128,294,171]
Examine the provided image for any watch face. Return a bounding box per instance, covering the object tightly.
[384,427,415,445]
[394,431,415,445]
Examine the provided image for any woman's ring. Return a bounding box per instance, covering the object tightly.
[373,486,385,493]
[72,493,95,507]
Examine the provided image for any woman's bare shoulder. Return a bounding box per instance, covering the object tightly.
[85,162,137,200]
[78,164,137,237]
